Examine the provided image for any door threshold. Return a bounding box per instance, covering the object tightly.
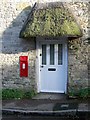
[32,92,67,100]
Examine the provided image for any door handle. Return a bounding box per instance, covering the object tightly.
[40,65,44,68]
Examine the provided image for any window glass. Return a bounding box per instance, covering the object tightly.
[42,45,46,65]
[50,44,54,65]
[58,44,63,65]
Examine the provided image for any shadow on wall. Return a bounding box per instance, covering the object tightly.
[1,5,36,90]
[2,5,36,54]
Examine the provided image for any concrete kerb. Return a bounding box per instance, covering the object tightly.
[2,104,90,117]
[2,108,77,117]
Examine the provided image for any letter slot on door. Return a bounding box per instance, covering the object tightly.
[20,56,28,77]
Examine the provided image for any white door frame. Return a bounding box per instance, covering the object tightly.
[36,37,68,94]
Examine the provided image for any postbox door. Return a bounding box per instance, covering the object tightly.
[20,56,28,77]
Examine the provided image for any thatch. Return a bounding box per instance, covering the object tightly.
[19,2,82,38]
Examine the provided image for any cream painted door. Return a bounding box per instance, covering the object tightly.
[40,42,67,93]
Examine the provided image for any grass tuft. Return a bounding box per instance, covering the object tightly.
[2,89,36,100]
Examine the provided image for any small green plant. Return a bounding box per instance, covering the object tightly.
[69,88,90,99]
[78,88,90,98]
[23,89,36,99]
[0,89,2,100]
[2,89,36,100]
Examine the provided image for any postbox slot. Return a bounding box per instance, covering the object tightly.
[22,63,25,69]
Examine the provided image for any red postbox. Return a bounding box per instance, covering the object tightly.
[20,56,28,77]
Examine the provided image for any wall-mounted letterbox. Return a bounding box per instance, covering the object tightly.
[20,56,28,77]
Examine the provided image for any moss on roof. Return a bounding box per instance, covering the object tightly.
[19,2,82,38]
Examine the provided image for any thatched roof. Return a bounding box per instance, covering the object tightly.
[19,2,82,38]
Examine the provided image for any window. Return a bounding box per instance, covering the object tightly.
[58,44,63,65]
[42,44,46,65]
[50,44,54,65]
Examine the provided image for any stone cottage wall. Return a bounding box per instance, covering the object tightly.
[0,0,37,91]
[67,2,89,97]
[0,0,89,96]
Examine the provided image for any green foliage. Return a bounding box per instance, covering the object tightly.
[69,88,90,99]
[2,89,36,100]
[78,88,90,98]
[0,90,2,100]
[23,89,36,99]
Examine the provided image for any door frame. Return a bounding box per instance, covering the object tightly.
[36,37,68,93]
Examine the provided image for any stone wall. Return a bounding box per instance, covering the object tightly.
[0,0,37,91]
[0,0,89,96]
[67,2,89,97]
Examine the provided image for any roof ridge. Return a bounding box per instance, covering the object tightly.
[36,2,64,10]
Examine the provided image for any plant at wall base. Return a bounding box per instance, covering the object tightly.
[2,89,36,100]
[78,88,90,98]
[69,88,90,99]
[0,89,2,100]
[3,89,24,99]
[23,89,36,99]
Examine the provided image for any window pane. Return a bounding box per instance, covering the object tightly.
[58,44,63,65]
[42,45,46,65]
[50,44,54,65]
